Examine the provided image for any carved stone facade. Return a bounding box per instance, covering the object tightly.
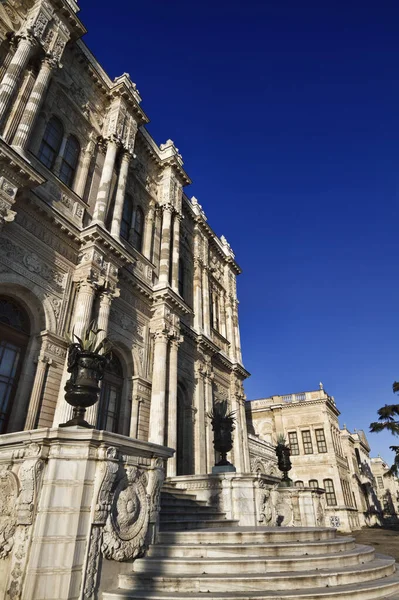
[0,0,250,478]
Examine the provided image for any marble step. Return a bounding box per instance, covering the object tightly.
[158,526,337,545]
[160,496,208,507]
[133,544,374,575]
[161,489,198,501]
[159,518,239,531]
[160,506,224,515]
[148,537,356,559]
[103,567,399,600]
[119,556,395,593]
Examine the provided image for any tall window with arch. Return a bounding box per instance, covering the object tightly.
[120,194,134,241]
[0,297,30,433]
[132,206,144,252]
[38,116,63,170]
[59,135,80,188]
[97,353,124,433]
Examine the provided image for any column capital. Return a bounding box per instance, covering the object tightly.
[42,52,59,71]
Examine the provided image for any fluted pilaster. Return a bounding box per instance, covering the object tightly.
[13,54,57,149]
[92,138,118,224]
[158,205,173,285]
[148,331,170,445]
[171,213,181,292]
[166,337,180,477]
[110,150,131,238]
[0,35,36,127]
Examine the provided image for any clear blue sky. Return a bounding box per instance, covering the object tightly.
[80,1,399,461]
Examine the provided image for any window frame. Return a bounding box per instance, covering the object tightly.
[288,431,300,455]
[38,116,64,171]
[323,478,337,506]
[315,428,328,453]
[131,206,144,252]
[301,429,313,454]
[59,134,80,188]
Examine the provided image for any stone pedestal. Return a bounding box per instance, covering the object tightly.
[0,428,172,600]
[167,474,326,528]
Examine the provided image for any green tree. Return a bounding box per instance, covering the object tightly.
[370,381,399,477]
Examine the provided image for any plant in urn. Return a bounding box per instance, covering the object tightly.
[275,434,293,487]
[60,324,112,428]
[207,400,236,467]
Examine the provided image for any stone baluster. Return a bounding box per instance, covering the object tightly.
[53,279,97,426]
[110,150,131,238]
[24,354,51,430]
[158,205,173,286]
[92,137,118,224]
[193,258,203,332]
[142,203,155,260]
[12,54,57,149]
[0,35,36,127]
[166,336,180,477]
[170,213,181,292]
[74,137,96,198]
[148,330,170,445]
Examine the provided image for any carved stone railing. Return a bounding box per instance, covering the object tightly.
[0,428,172,600]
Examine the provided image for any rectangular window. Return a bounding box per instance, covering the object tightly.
[377,476,384,489]
[288,431,299,455]
[323,479,337,506]
[301,430,313,454]
[315,428,327,453]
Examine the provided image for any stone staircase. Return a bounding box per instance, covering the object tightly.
[104,483,399,600]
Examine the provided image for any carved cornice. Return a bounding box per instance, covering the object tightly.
[0,140,45,188]
[152,285,192,316]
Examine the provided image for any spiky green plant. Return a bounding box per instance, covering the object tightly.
[67,322,112,356]
[207,400,236,428]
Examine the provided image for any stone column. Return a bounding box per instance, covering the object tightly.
[194,364,207,474]
[74,137,96,198]
[239,396,251,472]
[85,290,113,426]
[220,292,227,338]
[92,138,118,224]
[129,388,140,438]
[148,331,169,445]
[53,280,97,426]
[158,205,173,286]
[12,55,57,149]
[226,297,236,361]
[142,203,155,260]
[0,35,35,127]
[24,354,51,430]
[166,337,179,477]
[233,301,242,362]
[204,369,214,473]
[202,266,211,336]
[231,392,244,473]
[170,214,181,292]
[110,150,131,238]
[193,258,203,332]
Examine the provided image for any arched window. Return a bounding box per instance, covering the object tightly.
[309,479,319,489]
[97,354,123,433]
[59,135,80,187]
[295,480,304,488]
[178,258,185,297]
[0,297,30,433]
[132,206,144,252]
[38,116,63,170]
[120,195,133,241]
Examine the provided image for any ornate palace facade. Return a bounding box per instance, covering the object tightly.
[0,0,250,477]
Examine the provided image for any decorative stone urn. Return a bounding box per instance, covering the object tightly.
[275,436,293,487]
[60,326,111,428]
[208,400,236,467]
